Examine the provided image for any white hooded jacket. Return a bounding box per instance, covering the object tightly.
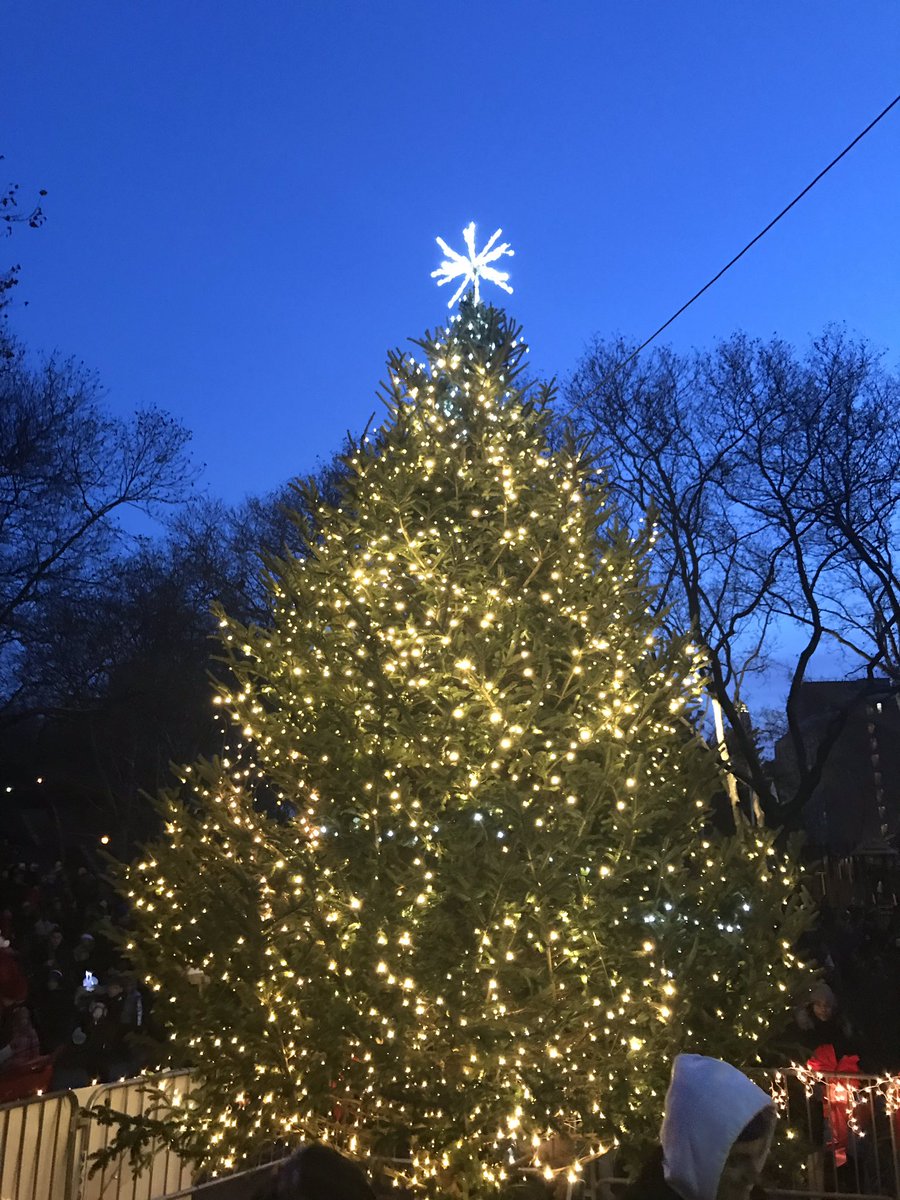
[660,1055,775,1200]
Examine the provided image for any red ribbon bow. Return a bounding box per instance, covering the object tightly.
[806,1044,860,1167]
[807,1044,859,1075]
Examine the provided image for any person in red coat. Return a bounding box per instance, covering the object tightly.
[0,1005,40,1071]
[0,1005,51,1103]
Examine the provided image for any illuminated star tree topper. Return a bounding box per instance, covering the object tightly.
[431,221,514,308]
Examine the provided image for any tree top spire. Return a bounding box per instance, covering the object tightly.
[431,221,514,308]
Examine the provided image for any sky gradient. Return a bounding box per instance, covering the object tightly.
[5,2,899,509]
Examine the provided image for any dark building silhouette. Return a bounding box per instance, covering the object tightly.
[773,678,900,855]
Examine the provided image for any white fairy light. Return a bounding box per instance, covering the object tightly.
[432,221,514,307]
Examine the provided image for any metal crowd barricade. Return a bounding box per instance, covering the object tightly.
[4,1065,900,1199]
[0,1069,277,1200]
[0,1088,79,1200]
[76,1069,194,1200]
[754,1067,900,1199]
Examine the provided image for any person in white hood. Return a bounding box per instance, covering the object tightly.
[625,1054,777,1200]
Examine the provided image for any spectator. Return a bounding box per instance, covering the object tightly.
[33,968,72,1052]
[624,1054,776,1200]
[0,1005,41,1071]
[73,867,98,914]
[43,928,70,976]
[103,971,125,1019]
[72,932,97,972]
[256,1144,377,1200]
[80,999,118,1081]
[33,909,56,941]
[793,983,855,1059]
[0,935,28,1008]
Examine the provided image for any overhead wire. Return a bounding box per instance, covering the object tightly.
[587,90,900,389]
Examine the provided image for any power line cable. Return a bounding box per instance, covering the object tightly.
[598,91,900,383]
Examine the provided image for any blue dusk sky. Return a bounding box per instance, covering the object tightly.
[4,2,899,510]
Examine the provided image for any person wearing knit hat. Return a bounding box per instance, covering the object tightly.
[801,982,838,1025]
[624,1054,776,1200]
[793,981,854,1059]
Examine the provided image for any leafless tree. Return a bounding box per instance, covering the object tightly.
[0,339,194,723]
[566,329,900,826]
[1,159,46,335]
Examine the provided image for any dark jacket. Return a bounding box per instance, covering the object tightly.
[624,1147,767,1200]
[257,1143,377,1200]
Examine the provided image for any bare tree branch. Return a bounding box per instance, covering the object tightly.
[566,329,900,833]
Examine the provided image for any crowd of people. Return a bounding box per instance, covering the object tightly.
[0,847,150,1099]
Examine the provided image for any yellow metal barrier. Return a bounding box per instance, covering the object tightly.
[76,1070,194,1200]
[0,1089,78,1200]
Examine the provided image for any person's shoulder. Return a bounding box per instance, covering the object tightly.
[622,1147,770,1200]
[623,1147,682,1200]
[256,1143,377,1200]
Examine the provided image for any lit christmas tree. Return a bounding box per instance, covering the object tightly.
[122,228,812,1196]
